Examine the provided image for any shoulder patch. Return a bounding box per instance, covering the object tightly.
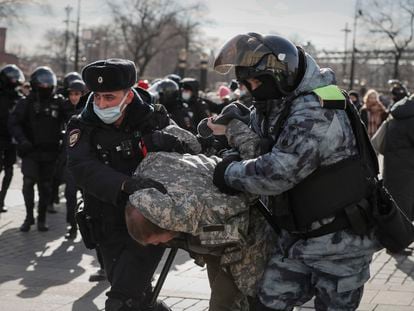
[68,129,81,147]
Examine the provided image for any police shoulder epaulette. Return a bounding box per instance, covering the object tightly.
[312,85,347,110]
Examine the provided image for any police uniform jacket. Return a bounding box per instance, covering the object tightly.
[66,89,171,229]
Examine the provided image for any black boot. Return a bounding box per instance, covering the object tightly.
[20,217,35,232]
[88,268,106,282]
[47,204,58,214]
[37,219,49,232]
[65,225,77,239]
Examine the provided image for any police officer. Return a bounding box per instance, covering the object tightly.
[67,58,185,311]
[180,77,211,131]
[0,64,25,212]
[212,33,380,310]
[148,78,194,133]
[9,66,69,232]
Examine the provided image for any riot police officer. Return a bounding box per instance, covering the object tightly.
[9,66,69,232]
[388,79,409,105]
[0,64,25,212]
[67,58,185,311]
[148,78,194,132]
[212,33,380,310]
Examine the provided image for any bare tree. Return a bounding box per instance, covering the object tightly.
[360,0,414,78]
[106,0,205,77]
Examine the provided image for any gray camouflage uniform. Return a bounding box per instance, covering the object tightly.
[223,53,381,310]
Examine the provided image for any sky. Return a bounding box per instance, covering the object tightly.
[3,0,358,55]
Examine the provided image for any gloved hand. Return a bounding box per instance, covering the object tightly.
[213,155,241,195]
[197,102,251,138]
[122,177,167,195]
[142,130,185,153]
[17,140,33,156]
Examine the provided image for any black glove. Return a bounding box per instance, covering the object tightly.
[142,130,185,153]
[213,155,241,195]
[197,102,251,138]
[17,140,33,156]
[122,177,167,195]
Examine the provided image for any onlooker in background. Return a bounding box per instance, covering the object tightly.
[388,79,409,106]
[349,90,362,111]
[360,89,387,138]
[382,94,414,221]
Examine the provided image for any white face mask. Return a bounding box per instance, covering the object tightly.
[239,89,247,97]
[181,91,192,102]
[93,91,129,124]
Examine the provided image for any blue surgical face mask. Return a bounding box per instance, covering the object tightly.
[93,91,129,124]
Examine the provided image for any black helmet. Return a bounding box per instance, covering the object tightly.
[30,66,57,99]
[68,79,86,93]
[0,64,25,90]
[148,78,179,107]
[214,32,303,97]
[388,79,409,102]
[63,71,82,90]
[165,74,182,85]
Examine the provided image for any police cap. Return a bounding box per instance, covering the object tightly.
[81,58,137,92]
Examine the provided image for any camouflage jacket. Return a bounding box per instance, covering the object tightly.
[224,53,380,262]
[129,119,276,296]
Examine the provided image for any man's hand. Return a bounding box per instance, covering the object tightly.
[122,177,167,195]
[142,130,184,153]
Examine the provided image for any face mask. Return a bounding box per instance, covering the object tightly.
[182,91,191,102]
[239,89,247,97]
[93,91,129,124]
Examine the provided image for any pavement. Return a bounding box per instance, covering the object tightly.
[0,166,414,310]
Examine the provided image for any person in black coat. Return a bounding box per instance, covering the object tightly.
[0,64,25,212]
[8,67,70,232]
[383,94,414,221]
[66,59,186,311]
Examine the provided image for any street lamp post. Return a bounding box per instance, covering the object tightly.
[177,48,187,78]
[63,5,73,74]
[349,0,361,90]
[74,0,81,72]
[199,53,208,91]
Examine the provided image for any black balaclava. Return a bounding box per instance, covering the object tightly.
[249,75,281,101]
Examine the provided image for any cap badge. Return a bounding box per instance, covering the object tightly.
[98,76,103,83]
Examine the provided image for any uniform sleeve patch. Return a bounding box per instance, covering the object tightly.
[68,129,81,147]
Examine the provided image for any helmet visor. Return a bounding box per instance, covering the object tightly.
[214,33,273,74]
[36,71,57,87]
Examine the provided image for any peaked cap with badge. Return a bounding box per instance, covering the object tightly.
[81,58,137,92]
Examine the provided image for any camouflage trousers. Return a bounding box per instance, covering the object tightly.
[258,251,371,311]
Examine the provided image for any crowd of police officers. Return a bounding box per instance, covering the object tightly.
[0,32,413,311]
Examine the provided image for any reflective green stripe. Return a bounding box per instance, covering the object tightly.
[313,85,345,101]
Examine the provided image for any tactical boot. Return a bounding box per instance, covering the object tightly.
[65,225,77,239]
[47,204,58,214]
[20,218,35,232]
[37,220,49,232]
[0,192,6,213]
[88,269,106,282]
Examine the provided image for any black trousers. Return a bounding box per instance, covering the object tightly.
[64,167,78,226]
[0,145,16,204]
[21,157,56,222]
[99,229,165,307]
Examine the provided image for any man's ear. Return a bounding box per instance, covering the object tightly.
[126,89,134,104]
